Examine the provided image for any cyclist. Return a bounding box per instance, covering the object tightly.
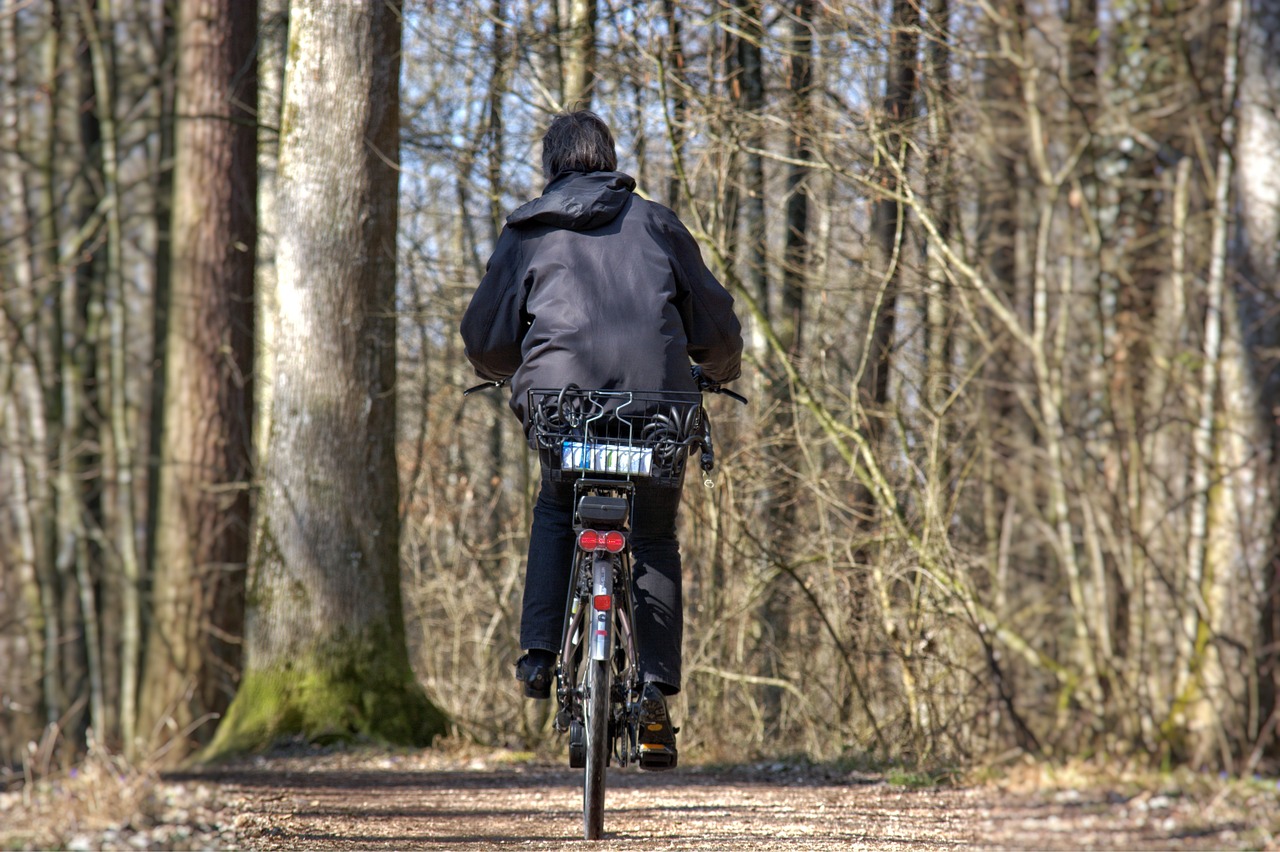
[460,110,743,769]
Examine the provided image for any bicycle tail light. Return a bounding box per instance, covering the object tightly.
[579,529,626,552]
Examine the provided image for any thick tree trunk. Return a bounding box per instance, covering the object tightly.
[139,0,257,763]
[207,0,444,757]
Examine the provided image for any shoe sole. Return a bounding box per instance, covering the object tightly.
[638,694,677,770]
[638,743,677,770]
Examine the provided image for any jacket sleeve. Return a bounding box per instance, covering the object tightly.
[460,228,527,381]
[664,212,744,384]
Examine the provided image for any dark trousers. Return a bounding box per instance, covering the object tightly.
[520,474,684,693]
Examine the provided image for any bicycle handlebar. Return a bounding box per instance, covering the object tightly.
[463,378,508,396]
[464,370,746,482]
[690,365,748,405]
[464,369,748,405]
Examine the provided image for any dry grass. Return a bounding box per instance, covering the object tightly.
[0,737,234,851]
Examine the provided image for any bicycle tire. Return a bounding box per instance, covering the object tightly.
[582,653,610,839]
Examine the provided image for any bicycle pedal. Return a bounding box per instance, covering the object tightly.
[638,743,677,770]
[568,721,585,769]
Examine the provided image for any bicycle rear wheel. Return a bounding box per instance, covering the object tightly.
[582,654,610,839]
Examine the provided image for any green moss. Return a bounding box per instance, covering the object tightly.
[200,626,447,762]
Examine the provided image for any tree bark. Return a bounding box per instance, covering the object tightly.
[731,0,767,328]
[860,0,917,412]
[139,0,257,764]
[79,0,144,751]
[662,0,686,211]
[255,0,287,472]
[206,0,445,757]
[0,0,55,758]
[557,0,595,109]
[1238,0,1280,769]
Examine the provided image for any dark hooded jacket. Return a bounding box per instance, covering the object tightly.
[461,171,743,429]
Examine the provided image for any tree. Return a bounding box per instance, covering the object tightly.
[138,0,257,763]
[207,0,445,755]
[861,0,917,413]
[1239,0,1280,769]
[557,0,596,108]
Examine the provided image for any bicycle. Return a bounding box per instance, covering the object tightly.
[465,374,744,840]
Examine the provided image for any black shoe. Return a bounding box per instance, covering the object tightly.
[637,683,678,770]
[515,653,552,699]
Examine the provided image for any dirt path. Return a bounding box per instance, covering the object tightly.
[7,746,1275,850]
[161,749,1268,850]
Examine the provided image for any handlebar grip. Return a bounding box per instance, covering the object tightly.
[690,365,748,404]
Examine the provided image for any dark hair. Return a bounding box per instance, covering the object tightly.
[541,110,617,179]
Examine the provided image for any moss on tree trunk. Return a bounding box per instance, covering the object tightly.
[203,628,446,759]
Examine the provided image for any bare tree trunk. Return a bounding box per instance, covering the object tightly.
[861,0,923,740]
[1238,0,1280,770]
[139,0,257,764]
[556,0,595,109]
[207,0,444,756]
[731,0,767,330]
[923,0,953,417]
[662,0,686,212]
[753,0,814,733]
[1174,0,1243,755]
[0,0,58,756]
[485,0,510,503]
[256,0,287,472]
[79,0,143,751]
[781,0,810,357]
[861,0,917,413]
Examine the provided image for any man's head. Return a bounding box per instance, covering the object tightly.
[541,110,617,179]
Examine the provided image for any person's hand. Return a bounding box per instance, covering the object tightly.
[691,365,720,392]
[691,365,748,404]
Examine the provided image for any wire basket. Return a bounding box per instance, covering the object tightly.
[529,388,704,486]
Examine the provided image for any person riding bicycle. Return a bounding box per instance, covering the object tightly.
[460,110,743,770]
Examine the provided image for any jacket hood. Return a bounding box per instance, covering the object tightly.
[506,171,636,231]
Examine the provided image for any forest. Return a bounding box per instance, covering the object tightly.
[2,0,1279,781]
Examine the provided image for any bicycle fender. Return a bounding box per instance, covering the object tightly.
[590,553,614,662]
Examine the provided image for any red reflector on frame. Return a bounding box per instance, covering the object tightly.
[593,594,612,611]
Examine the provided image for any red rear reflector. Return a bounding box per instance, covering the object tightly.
[593,594,612,611]
[578,530,600,551]
[603,531,625,553]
